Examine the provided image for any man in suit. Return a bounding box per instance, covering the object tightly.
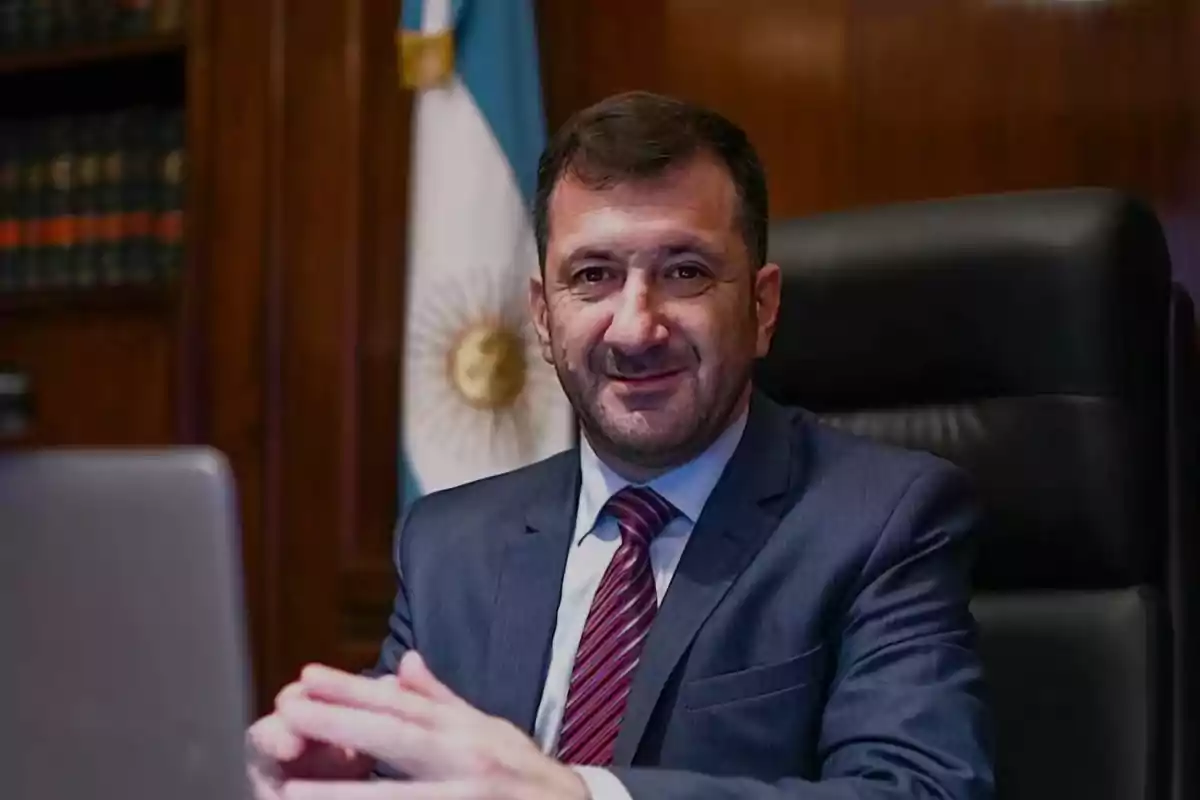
[248,91,994,800]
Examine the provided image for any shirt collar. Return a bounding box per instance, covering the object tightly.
[575,408,749,545]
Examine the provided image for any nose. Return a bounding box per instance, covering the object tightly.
[604,270,668,353]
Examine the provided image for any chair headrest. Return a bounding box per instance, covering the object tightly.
[755,189,1172,589]
[758,188,1170,408]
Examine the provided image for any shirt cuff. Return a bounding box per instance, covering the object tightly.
[572,766,634,800]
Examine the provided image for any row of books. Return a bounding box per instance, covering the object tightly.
[0,0,185,51]
[0,108,186,292]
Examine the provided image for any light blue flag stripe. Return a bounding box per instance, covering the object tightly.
[397,0,432,508]
[399,0,421,30]
[455,0,546,207]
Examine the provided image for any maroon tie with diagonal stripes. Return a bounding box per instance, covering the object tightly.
[556,485,678,766]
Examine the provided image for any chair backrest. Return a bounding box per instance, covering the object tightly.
[754,188,1199,800]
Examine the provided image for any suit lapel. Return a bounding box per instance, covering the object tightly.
[481,453,579,734]
[611,394,800,765]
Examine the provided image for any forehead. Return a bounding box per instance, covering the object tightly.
[545,154,740,257]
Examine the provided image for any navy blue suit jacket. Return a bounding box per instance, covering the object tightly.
[372,392,995,799]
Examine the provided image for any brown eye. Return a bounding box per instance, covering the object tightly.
[668,263,707,280]
[580,266,609,283]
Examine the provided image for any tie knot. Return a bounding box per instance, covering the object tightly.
[605,486,677,549]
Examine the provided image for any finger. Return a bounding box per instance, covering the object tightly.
[275,695,433,772]
[249,768,283,800]
[299,664,441,726]
[398,652,466,707]
[248,714,306,762]
[283,780,485,800]
[275,681,306,707]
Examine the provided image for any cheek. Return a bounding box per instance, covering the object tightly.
[548,303,607,369]
[675,310,735,357]
[682,305,755,371]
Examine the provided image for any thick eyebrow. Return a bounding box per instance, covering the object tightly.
[562,246,623,267]
[561,238,723,269]
[660,241,722,264]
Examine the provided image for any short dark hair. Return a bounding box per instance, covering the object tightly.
[533,91,769,271]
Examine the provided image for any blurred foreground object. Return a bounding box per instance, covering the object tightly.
[2,447,255,800]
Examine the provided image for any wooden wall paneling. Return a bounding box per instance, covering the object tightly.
[846,1,1019,205]
[174,0,212,444]
[845,0,1190,210]
[662,0,852,215]
[0,310,175,445]
[534,0,585,131]
[537,0,853,215]
[335,0,407,672]
[266,0,405,695]
[202,0,274,708]
[537,0,1196,229]
[537,0,667,129]
[269,0,353,691]
[342,0,405,574]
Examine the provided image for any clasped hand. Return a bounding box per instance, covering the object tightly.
[246,651,589,800]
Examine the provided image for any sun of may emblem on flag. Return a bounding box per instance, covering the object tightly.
[448,324,524,410]
[404,261,565,481]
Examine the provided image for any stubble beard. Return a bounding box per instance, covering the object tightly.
[553,347,753,473]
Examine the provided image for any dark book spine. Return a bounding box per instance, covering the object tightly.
[153,0,182,32]
[43,117,77,287]
[97,112,125,286]
[84,0,116,40]
[155,108,184,283]
[122,109,154,283]
[0,123,18,291]
[19,120,47,289]
[113,0,150,36]
[25,0,53,47]
[72,114,100,287]
[0,0,25,51]
[54,0,83,44]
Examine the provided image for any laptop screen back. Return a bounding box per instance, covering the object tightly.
[1,448,253,800]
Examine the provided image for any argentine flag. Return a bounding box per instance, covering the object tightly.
[398,0,573,506]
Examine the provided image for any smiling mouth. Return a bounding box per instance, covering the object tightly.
[607,368,687,388]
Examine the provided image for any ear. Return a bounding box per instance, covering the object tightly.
[528,273,554,365]
[753,262,782,358]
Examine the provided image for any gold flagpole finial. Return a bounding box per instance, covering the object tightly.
[399,28,455,89]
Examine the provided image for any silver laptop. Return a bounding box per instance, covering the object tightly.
[1,448,253,800]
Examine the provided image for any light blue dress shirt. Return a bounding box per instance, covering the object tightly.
[532,409,750,799]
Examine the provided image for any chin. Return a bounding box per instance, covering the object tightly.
[602,395,686,429]
[597,410,695,456]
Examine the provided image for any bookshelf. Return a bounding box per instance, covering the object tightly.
[0,32,185,75]
[0,282,172,313]
[0,0,192,447]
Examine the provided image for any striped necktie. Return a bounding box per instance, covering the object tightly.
[556,485,678,766]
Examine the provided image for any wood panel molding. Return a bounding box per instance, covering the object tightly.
[203,0,274,707]
[197,0,406,706]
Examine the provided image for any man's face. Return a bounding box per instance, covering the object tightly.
[530,154,781,476]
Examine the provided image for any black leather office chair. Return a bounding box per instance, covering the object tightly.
[755,188,1200,800]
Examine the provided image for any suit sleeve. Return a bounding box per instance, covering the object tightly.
[607,464,996,800]
[364,500,421,679]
